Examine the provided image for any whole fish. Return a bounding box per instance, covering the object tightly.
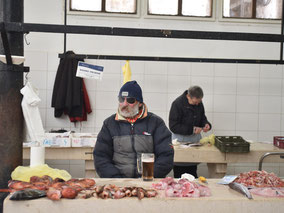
[10,189,46,200]
[229,182,253,199]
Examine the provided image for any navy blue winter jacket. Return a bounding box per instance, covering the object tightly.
[93,110,174,178]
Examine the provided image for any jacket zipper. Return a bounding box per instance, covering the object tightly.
[130,123,138,177]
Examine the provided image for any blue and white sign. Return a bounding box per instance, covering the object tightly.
[76,61,104,80]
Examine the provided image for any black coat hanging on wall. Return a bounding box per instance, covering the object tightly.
[51,51,92,122]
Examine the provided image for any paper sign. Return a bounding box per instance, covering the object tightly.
[76,61,104,80]
[217,175,238,185]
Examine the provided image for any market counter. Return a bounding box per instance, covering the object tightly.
[23,142,284,178]
[3,179,284,213]
[174,142,284,178]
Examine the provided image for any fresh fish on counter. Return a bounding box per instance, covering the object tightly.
[249,187,284,197]
[228,182,253,199]
[152,177,211,198]
[233,170,284,188]
[10,188,46,200]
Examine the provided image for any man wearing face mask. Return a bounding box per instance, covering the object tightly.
[94,80,174,178]
[169,86,212,178]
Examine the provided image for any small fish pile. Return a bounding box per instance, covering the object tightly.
[233,170,284,188]
[9,189,46,200]
[81,184,157,200]
[231,170,284,198]
[152,177,211,198]
[1,175,96,201]
[1,175,158,201]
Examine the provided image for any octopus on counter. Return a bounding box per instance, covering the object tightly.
[4,176,96,201]
[2,176,158,200]
[91,185,158,200]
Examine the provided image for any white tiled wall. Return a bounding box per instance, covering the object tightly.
[22,1,284,178]
[25,57,284,142]
[24,55,284,177]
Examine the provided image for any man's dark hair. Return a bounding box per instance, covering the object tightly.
[187,86,204,99]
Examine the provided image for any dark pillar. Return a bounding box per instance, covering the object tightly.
[0,1,24,212]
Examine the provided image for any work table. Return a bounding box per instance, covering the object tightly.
[23,142,284,178]
[174,142,284,177]
[4,179,284,213]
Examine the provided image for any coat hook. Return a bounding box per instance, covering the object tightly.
[24,33,30,45]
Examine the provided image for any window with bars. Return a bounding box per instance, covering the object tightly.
[147,0,213,17]
[223,0,282,20]
[70,0,213,17]
[70,0,137,14]
[70,0,281,21]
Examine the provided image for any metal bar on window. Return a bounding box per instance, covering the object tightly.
[178,0,182,16]
[58,53,284,64]
[1,22,283,43]
[102,0,106,12]
[281,0,284,61]
[252,0,256,18]
[64,0,67,53]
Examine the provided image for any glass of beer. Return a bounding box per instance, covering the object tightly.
[142,153,154,181]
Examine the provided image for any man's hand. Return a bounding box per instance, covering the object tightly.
[203,124,210,132]
[193,126,202,134]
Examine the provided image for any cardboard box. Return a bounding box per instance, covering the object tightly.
[43,133,71,147]
[71,133,97,147]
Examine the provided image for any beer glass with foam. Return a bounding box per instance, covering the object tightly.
[141,153,154,181]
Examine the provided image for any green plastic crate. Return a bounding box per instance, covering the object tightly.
[215,136,250,153]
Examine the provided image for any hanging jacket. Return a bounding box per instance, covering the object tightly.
[69,80,92,122]
[51,51,92,122]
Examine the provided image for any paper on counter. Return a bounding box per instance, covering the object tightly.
[179,173,195,181]
[217,175,238,185]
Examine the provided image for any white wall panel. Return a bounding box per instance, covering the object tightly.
[214,63,237,77]
[259,96,281,113]
[236,113,258,131]
[259,79,282,96]
[237,78,259,96]
[213,95,236,113]
[237,64,260,78]
[214,77,237,95]
[260,64,283,79]
[259,114,281,131]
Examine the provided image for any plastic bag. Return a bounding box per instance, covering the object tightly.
[200,134,215,146]
[11,164,71,182]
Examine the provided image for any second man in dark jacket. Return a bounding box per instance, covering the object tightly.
[169,86,212,178]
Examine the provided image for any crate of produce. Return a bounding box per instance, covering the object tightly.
[215,136,250,153]
[273,136,284,149]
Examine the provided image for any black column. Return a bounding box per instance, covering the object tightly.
[0,1,24,212]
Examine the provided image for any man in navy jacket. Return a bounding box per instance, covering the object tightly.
[94,81,174,178]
